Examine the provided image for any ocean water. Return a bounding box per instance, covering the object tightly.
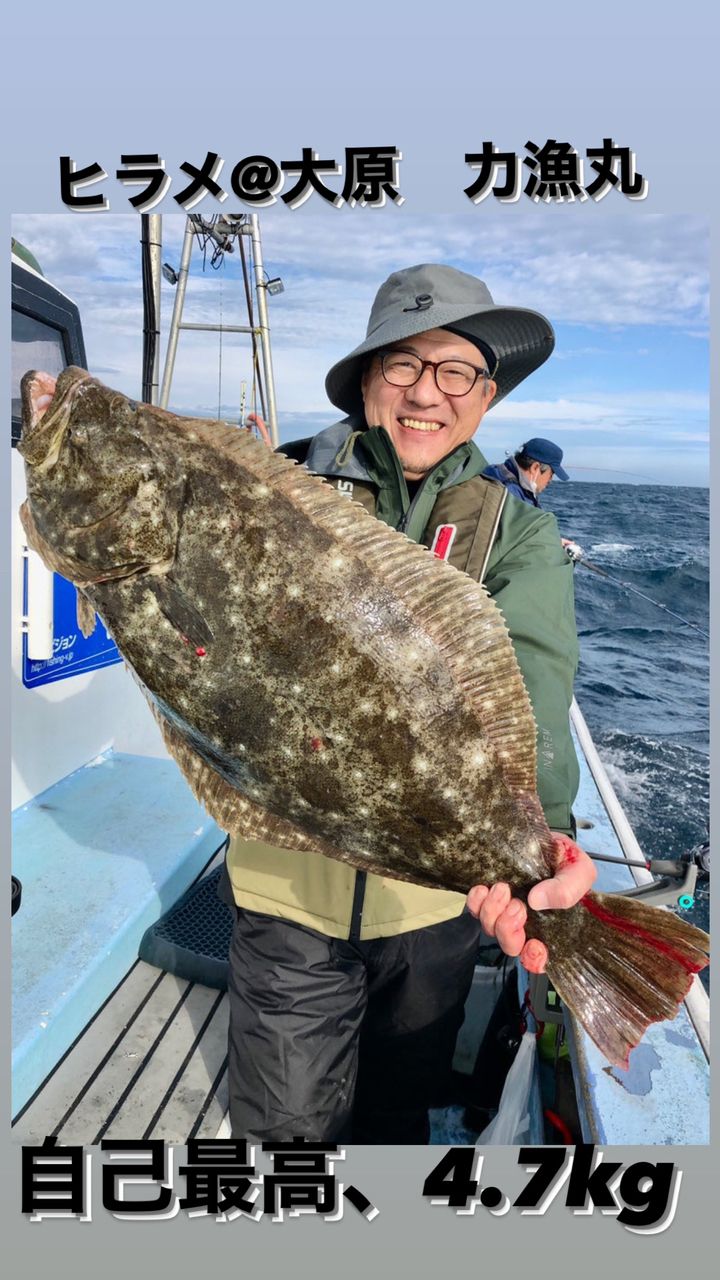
[543,482,710,983]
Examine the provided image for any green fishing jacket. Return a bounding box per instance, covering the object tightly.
[225,421,580,940]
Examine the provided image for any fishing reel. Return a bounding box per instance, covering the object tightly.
[562,540,585,563]
[612,840,709,911]
[691,840,710,877]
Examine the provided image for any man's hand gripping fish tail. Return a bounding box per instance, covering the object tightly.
[467,832,596,971]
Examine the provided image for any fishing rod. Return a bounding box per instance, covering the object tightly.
[586,843,709,876]
[564,544,709,639]
[566,465,659,484]
[583,840,709,910]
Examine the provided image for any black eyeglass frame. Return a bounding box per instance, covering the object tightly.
[378,348,493,398]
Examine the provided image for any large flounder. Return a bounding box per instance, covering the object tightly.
[20,366,709,1068]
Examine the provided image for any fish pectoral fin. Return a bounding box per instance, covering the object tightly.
[19,499,80,581]
[146,576,214,649]
[75,588,97,638]
[20,500,53,563]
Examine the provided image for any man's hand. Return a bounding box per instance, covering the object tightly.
[561,538,584,563]
[245,412,273,449]
[466,834,597,973]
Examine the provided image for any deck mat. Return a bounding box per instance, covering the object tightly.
[139,867,234,989]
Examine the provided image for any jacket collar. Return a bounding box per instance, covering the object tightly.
[304,416,490,490]
[505,455,537,498]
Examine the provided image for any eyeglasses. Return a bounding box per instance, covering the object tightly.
[379,349,491,397]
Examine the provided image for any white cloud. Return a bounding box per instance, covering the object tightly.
[11,212,709,485]
[14,210,710,338]
[491,390,707,432]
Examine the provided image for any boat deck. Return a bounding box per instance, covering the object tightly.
[12,749,231,1145]
[13,957,231,1146]
[11,750,226,1117]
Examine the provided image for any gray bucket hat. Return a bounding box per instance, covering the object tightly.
[325,263,555,415]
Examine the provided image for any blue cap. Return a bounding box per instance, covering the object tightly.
[522,437,569,480]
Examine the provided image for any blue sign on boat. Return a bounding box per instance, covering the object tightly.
[22,572,121,688]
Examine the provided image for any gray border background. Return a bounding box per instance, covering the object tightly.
[3,3,715,1275]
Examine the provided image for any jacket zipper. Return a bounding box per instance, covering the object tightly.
[348,871,367,943]
[398,470,435,537]
[369,429,436,537]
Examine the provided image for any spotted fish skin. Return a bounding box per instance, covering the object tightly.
[19,367,709,1069]
[19,366,552,892]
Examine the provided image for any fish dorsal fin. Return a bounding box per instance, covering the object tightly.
[348,525,540,796]
[167,417,540,797]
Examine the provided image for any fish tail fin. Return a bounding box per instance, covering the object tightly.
[539,891,709,1068]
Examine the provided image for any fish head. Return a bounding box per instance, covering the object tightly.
[19,366,183,585]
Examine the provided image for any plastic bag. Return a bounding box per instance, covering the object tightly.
[475,1028,537,1146]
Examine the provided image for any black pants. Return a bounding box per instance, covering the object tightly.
[226,907,483,1144]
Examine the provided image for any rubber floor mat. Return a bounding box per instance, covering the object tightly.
[138,867,234,989]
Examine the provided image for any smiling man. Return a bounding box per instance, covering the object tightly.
[223,264,593,1144]
[360,328,497,480]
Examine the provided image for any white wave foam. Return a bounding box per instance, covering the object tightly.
[600,752,652,806]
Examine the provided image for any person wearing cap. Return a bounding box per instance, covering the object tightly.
[223,264,594,1144]
[484,438,569,507]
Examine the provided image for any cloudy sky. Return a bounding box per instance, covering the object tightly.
[12,210,709,485]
